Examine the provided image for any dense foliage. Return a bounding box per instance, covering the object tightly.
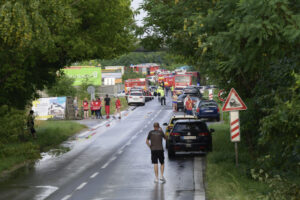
[46,73,77,97]
[0,0,135,109]
[141,0,300,191]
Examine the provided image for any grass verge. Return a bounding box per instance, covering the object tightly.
[0,121,86,174]
[206,123,269,200]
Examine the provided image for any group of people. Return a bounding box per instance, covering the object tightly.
[172,93,194,115]
[82,95,122,119]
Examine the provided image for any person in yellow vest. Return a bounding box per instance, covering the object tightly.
[160,88,166,105]
[171,85,174,96]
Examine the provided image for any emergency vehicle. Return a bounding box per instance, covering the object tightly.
[124,78,148,93]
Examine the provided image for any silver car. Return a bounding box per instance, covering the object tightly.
[127,92,145,106]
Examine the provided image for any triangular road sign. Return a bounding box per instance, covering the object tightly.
[222,88,247,112]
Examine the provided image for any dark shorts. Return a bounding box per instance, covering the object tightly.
[151,150,164,164]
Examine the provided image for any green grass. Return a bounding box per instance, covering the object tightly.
[206,123,269,200]
[0,121,86,174]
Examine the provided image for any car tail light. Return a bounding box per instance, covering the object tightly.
[198,132,209,136]
[170,132,180,136]
[217,107,219,112]
[196,108,199,113]
[139,96,143,98]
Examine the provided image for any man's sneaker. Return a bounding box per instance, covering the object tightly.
[160,177,166,182]
[154,178,159,183]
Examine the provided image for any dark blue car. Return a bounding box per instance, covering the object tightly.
[196,100,220,121]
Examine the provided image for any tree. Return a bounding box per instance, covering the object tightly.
[0,0,135,109]
[46,73,76,97]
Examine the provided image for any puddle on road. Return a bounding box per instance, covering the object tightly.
[0,146,70,184]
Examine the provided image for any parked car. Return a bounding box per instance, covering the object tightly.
[117,90,126,97]
[167,119,214,157]
[183,86,202,98]
[127,91,145,106]
[163,115,198,148]
[195,100,220,121]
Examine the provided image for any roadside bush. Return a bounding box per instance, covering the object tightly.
[0,105,26,144]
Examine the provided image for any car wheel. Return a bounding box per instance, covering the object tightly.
[142,103,145,106]
[168,148,175,158]
[216,116,220,122]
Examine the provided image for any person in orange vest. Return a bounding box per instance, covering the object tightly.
[114,97,122,119]
[185,95,193,115]
[96,97,103,119]
[83,98,89,119]
[90,99,97,119]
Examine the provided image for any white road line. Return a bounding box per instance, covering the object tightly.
[90,172,99,179]
[76,182,87,190]
[117,150,123,155]
[101,162,110,169]
[194,157,205,200]
[61,195,72,200]
[110,156,117,162]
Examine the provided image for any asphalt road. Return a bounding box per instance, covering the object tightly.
[0,96,206,200]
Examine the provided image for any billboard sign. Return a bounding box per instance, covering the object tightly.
[63,66,102,86]
[32,97,66,120]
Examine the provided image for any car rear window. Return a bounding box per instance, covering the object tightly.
[130,93,142,96]
[173,123,208,133]
[200,102,217,107]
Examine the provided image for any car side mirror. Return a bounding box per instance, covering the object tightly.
[163,123,168,126]
[210,128,215,133]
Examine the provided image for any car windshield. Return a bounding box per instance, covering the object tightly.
[173,123,208,133]
[131,93,142,96]
[175,76,190,82]
[200,102,217,107]
[171,118,195,124]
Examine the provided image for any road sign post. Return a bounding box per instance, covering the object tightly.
[222,88,247,167]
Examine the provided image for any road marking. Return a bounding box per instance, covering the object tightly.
[76,182,87,190]
[61,195,72,200]
[110,156,117,162]
[90,172,99,179]
[194,157,205,200]
[34,185,59,200]
[117,150,123,155]
[101,162,110,169]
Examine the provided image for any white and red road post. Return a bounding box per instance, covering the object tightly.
[222,88,247,167]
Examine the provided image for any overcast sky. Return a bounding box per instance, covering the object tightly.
[131,0,147,26]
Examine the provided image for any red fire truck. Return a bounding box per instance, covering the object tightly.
[163,75,174,88]
[124,78,148,93]
[173,74,192,95]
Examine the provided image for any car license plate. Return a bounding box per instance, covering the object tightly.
[134,98,139,101]
[186,144,192,148]
[205,110,213,113]
[183,136,196,140]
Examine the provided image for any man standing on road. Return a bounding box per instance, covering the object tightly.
[185,95,193,115]
[104,94,111,119]
[146,122,167,183]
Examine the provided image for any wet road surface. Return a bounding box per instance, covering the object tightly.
[0,97,206,200]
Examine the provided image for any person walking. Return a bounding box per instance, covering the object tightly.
[185,95,193,115]
[171,85,174,96]
[27,110,36,138]
[114,97,122,119]
[73,97,78,118]
[83,98,89,119]
[146,122,167,183]
[160,88,166,106]
[172,93,178,112]
[104,94,111,119]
